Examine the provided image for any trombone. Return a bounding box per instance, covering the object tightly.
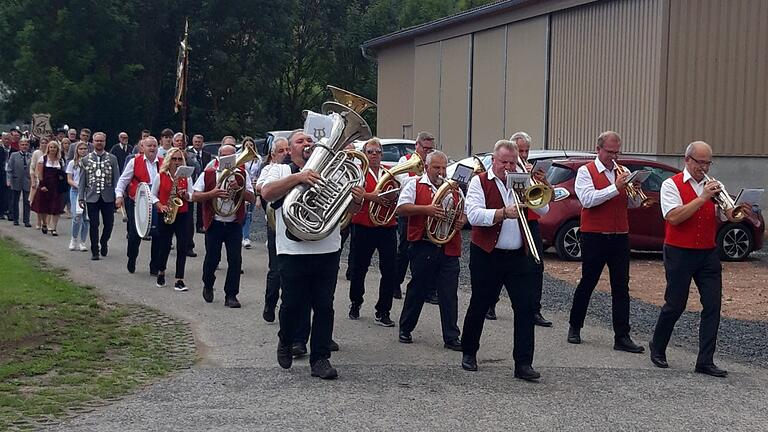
[518,158,553,209]
[506,171,541,264]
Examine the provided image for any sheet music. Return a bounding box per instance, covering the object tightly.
[174,165,194,178]
[735,188,764,206]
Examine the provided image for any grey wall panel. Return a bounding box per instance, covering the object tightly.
[439,35,472,159]
[376,42,415,139]
[471,27,507,153]
[413,42,442,144]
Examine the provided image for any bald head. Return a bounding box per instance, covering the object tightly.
[684,141,712,158]
[683,140,713,181]
[219,145,236,157]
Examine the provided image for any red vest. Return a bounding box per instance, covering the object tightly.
[201,167,246,230]
[404,153,417,177]
[128,154,162,199]
[406,178,461,256]
[580,161,629,233]
[470,172,530,253]
[664,173,717,249]
[158,173,189,214]
[352,168,397,228]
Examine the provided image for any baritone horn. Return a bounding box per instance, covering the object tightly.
[213,144,260,217]
[613,161,656,208]
[426,176,465,245]
[703,174,746,222]
[369,153,424,226]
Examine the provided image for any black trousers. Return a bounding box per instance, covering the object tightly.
[125,197,160,272]
[278,251,341,363]
[202,220,243,297]
[11,189,30,224]
[399,241,460,343]
[395,216,410,288]
[186,203,196,251]
[0,182,8,216]
[651,245,722,367]
[156,211,190,279]
[264,227,282,309]
[86,198,115,255]
[195,202,204,232]
[462,244,537,366]
[349,224,397,315]
[491,221,545,312]
[568,232,631,338]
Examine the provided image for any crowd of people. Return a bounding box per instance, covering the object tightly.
[1,125,737,382]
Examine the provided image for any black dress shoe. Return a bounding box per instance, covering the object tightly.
[514,365,541,381]
[127,259,136,274]
[224,296,241,308]
[348,302,361,320]
[310,358,338,380]
[202,285,214,303]
[649,342,669,368]
[614,336,645,354]
[393,287,402,299]
[567,325,581,344]
[329,340,340,352]
[695,364,728,378]
[24,223,32,228]
[13,221,19,226]
[277,342,293,369]
[186,250,198,257]
[399,330,412,344]
[444,339,462,351]
[292,342,308,358]
[263,305,276,323]
[462,353,478,371]
[485,307,497,320]
[90,254,100,261]
[100,244,108,256]
[534,312,553,327]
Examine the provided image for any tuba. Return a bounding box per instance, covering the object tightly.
[369,153,424,226]
[506,171,542,264]
[613,161,655,208]
[426,176,465,245]
[703,174,746,222]
[163,175,184,224]
[213,144,260,217]
[518,158,553,209]
[281,86,372,241]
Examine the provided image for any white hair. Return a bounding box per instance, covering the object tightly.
[493,139,518,154]
[509,131,531,145]
[425,150,448,165]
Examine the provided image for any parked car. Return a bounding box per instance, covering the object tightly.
[353,138,416,169]
[539,157,764,262]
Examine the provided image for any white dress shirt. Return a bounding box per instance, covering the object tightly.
[192,167,254,223]
[660,167,725,220]
[256,163,276,188]
[150,172,194,204]
[260,164,341,255]
[116,156,160,199]
[465,170,549,250]
[396,174,437,209]
[575,157,640,209]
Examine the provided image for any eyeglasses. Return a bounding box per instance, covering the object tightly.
[599,147,621,156]
[366,149,382,155]
[170,157,184,161]
[688,156,713,167]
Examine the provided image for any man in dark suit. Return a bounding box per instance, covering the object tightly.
[5,138,32,226]
[189,134,212,233]
[110,131,133,173]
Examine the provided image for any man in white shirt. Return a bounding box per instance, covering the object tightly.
[261,130,364,380]
[567,131,644,354]
[460,139,548,380]
[115,136,162,274]
[192,144,255,308]
[650,141,741,377]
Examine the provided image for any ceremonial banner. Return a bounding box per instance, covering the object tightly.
[31,113,52,137]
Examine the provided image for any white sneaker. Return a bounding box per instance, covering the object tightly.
[69,238,77,251]
[242,239,252,249]
[79,242,88,252]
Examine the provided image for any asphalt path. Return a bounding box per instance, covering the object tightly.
[1,216,767,431]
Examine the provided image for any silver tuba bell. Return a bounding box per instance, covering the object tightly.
[281,86,373,241]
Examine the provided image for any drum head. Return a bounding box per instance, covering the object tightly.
[134,182,153,239]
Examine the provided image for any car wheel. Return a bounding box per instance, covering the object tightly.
[717,223,753,261]
[555,220,582,261]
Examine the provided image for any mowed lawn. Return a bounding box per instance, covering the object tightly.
[0,237,193,429]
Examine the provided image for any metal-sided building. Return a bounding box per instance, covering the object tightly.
[362,0,768,206]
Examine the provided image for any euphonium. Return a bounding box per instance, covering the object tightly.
[213,144,260,217]
[613,161,656,208]
[281,86,373,241]
[369,153,424,226]
[163,175,184,224]
[426,176,465,245]
[703,174,745,222]
[518,158,552,209]
[506,171,541,264]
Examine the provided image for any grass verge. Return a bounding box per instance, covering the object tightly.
[0,237,195,430]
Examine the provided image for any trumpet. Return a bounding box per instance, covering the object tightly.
[426,176,465,245]
[506,171,541,264]
[703,174,746,222]
[613,161,655,208]
[518,158,552,209]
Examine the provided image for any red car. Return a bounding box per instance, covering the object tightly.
[539,157,764,261]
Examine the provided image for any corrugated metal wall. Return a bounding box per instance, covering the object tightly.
[548,0,665,154]
[664,0,768,156]
[413,43,442,143]
[376,42,415,139]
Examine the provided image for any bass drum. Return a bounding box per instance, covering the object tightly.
[134,182,154,239]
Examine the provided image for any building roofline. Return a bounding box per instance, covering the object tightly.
[361,0,539,51]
